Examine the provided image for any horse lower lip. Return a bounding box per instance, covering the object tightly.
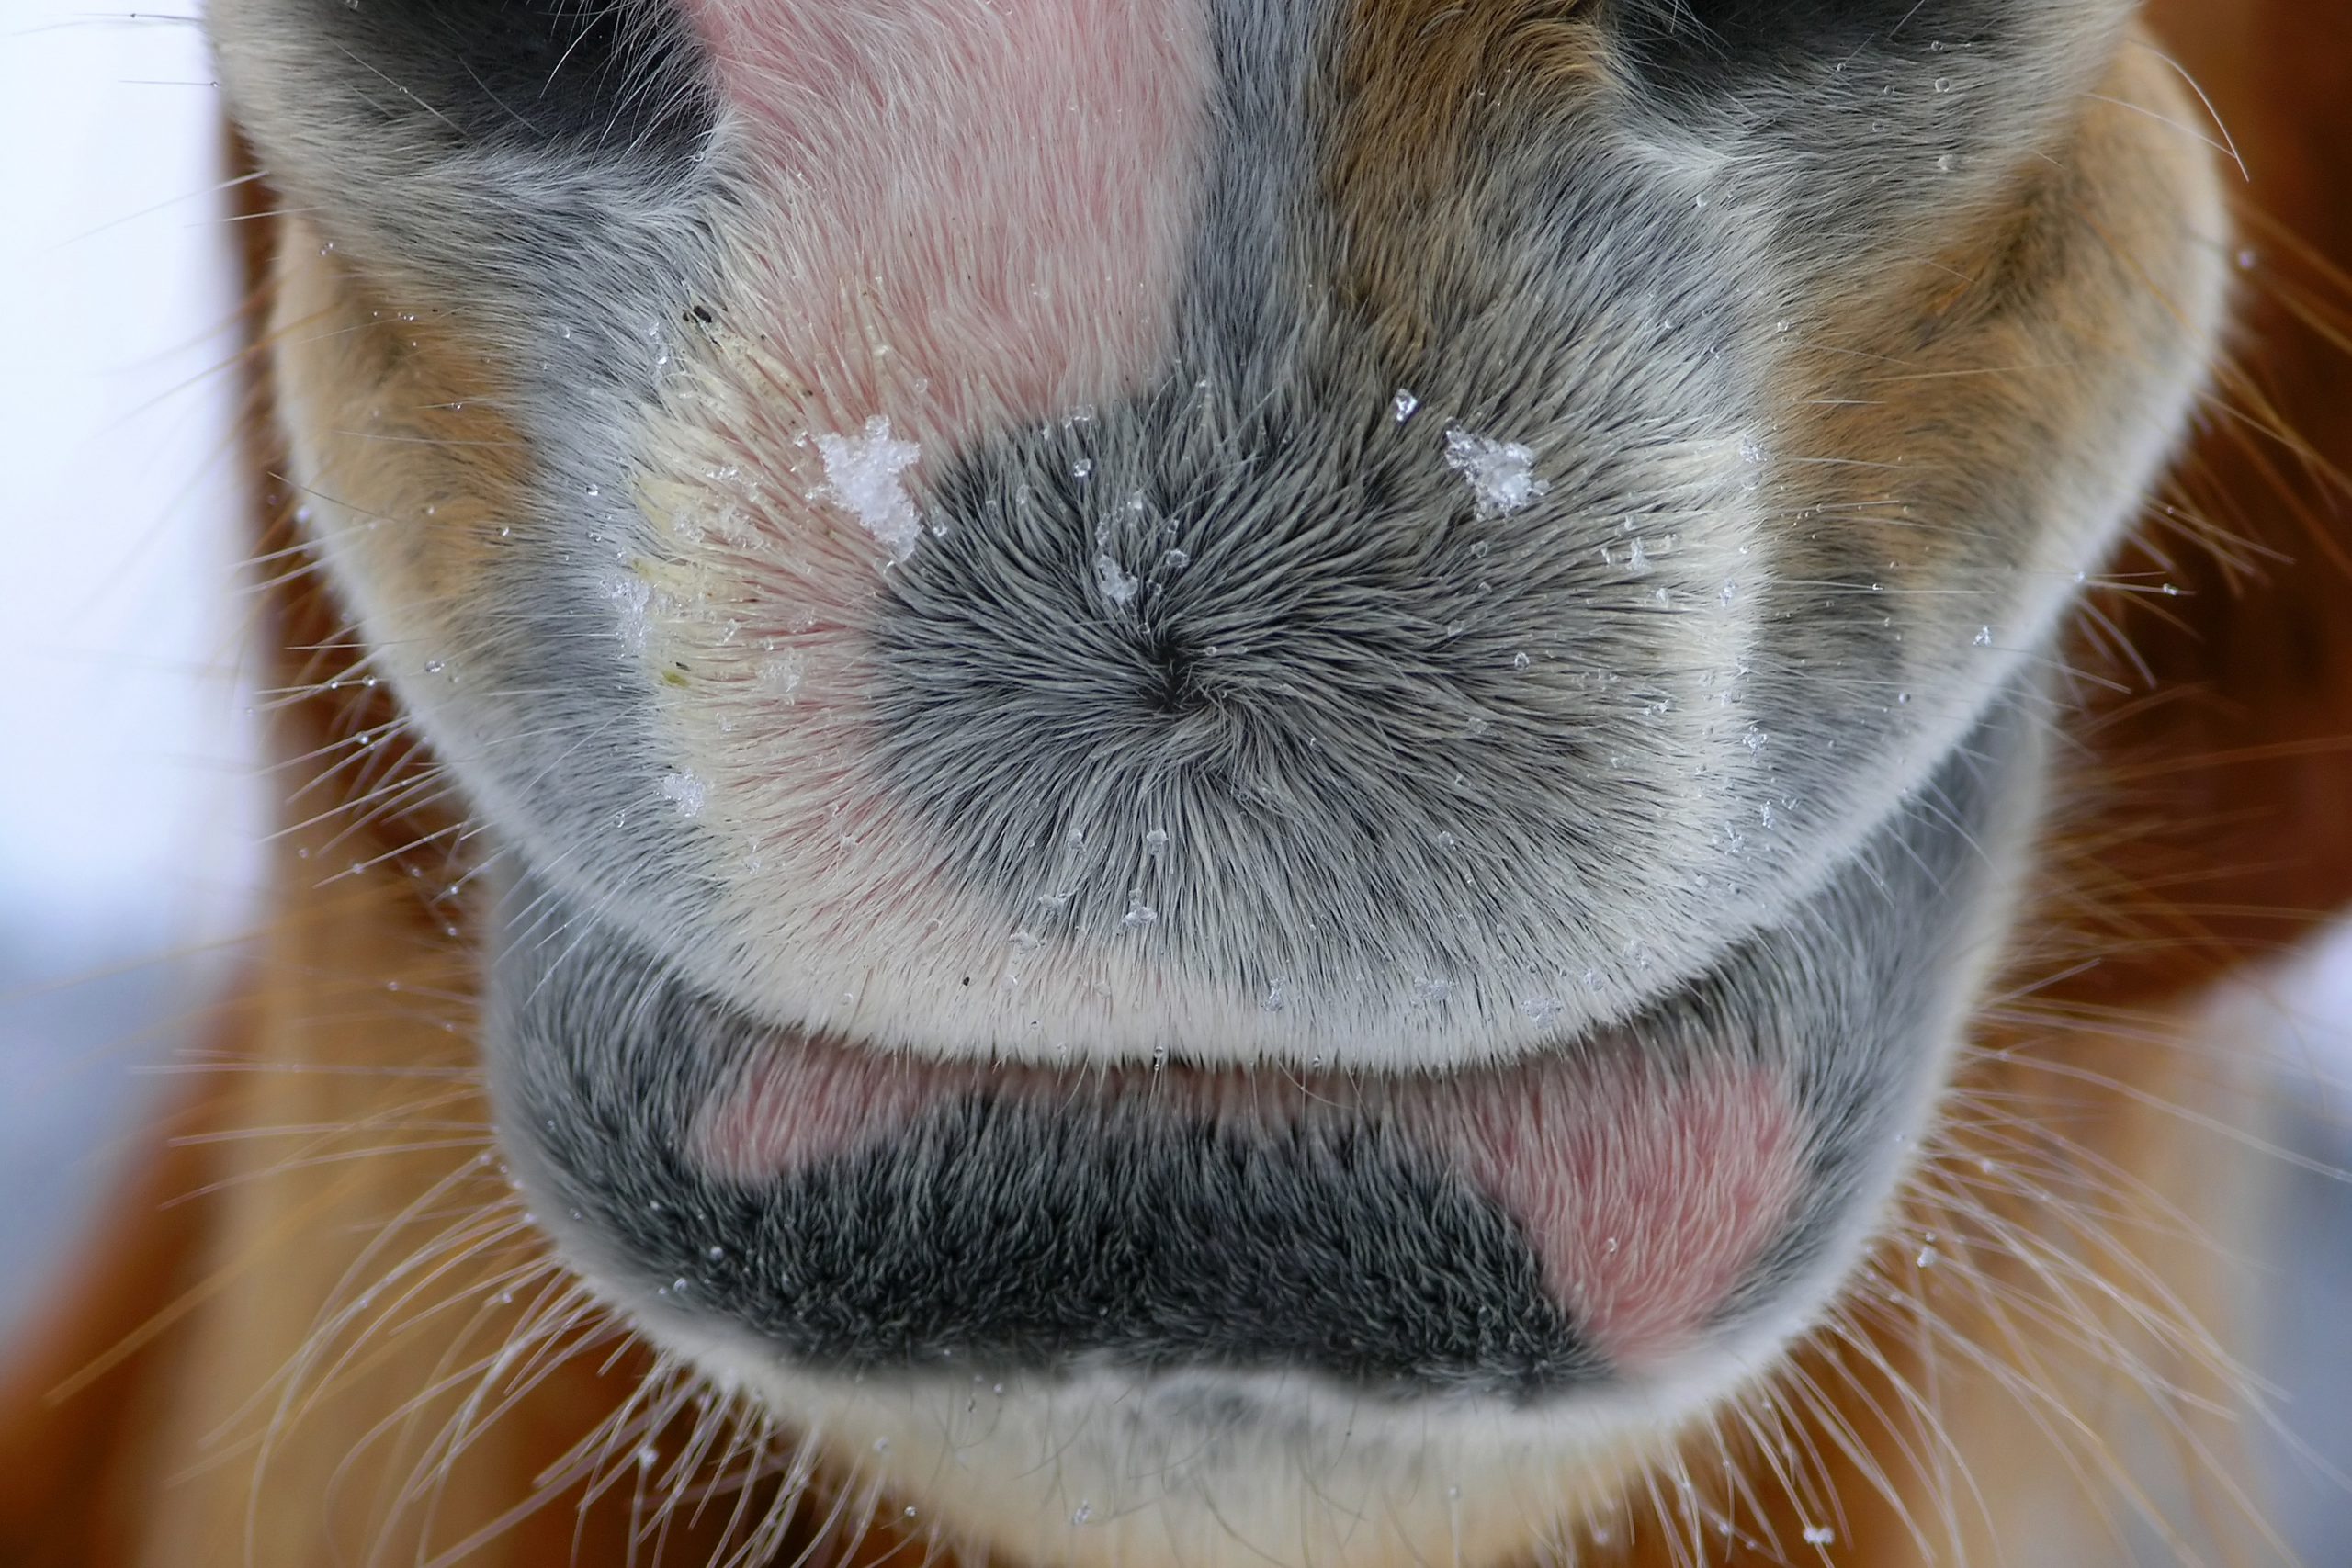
[689,1032,1804,1376]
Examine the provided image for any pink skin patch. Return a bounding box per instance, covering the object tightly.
[681,0,1208,446]
[1450,1065,1801,1367]
[695,1039,1803,1371]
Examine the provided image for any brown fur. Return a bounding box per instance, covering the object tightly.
[1792,48,2222,589]
[269,220,531,623]
[1326,0,1600,362]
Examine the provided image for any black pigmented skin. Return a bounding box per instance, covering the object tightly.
[312,0,714,163]
[581,1090,1603,1399]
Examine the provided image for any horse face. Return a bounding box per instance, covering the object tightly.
[205,1,2228,1560]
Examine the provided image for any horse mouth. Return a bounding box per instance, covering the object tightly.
[483,682,2039,1404]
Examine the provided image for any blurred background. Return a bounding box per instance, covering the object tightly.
[0,3,2344,1561]
[0,0,264,1359]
